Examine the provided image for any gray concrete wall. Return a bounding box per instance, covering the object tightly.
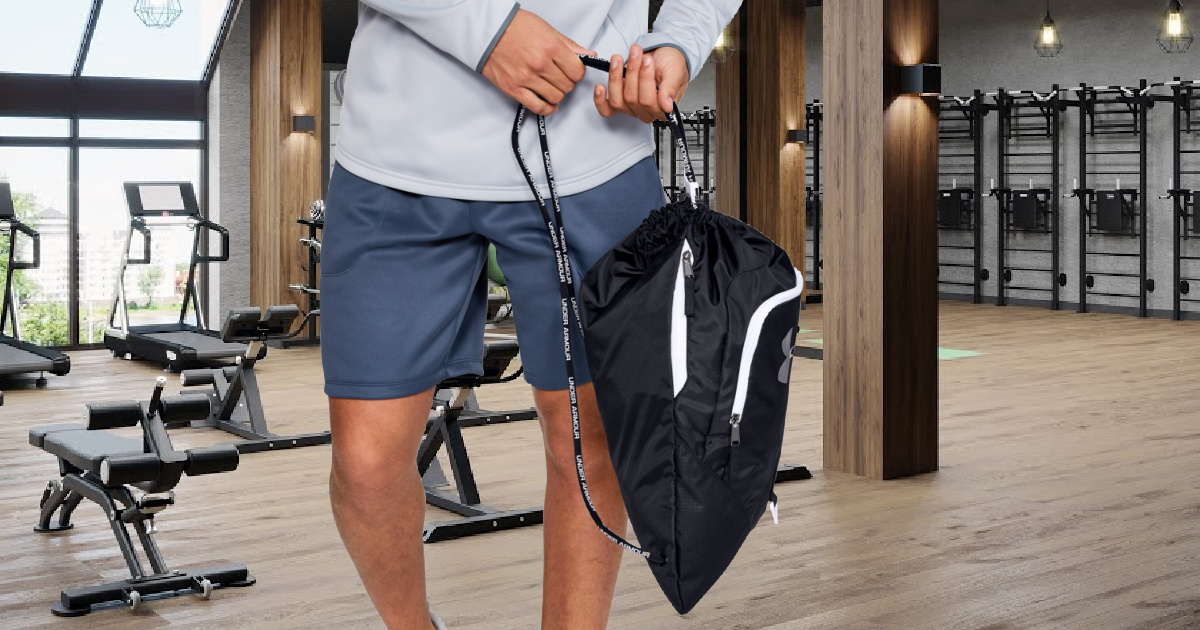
[208,2,252,317]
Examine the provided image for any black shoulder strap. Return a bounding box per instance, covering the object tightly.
[509,57,699,565]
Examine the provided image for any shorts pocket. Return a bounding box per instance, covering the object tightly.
[322,166,391,277]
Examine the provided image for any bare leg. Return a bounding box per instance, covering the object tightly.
[329,392,437,630]
[535,384,628,630]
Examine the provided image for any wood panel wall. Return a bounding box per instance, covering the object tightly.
[823,0,939,480]
[250,0,322,309]
[714,2,806,267]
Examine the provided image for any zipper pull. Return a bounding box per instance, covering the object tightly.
[682,249,695,317]
[729,413,741,446]
[682,250,693,277]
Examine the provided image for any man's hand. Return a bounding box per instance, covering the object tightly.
[593,45,689,122]
[482,9,594,116]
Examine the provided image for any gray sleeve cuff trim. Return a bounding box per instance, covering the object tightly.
[641,42,693,79]
[476,2,521,74]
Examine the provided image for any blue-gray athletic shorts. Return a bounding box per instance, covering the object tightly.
[320,157,665,400]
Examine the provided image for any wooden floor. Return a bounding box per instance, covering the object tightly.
[2,301,1200,629]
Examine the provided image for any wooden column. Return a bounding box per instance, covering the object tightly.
[714,1,806,267]
[250,0,322,308]
[822,0,939,480]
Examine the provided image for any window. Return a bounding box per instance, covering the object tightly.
[0,149,72,347]
[78,148,202,343]
[80,119,202,141]
[0,1,94,75]
[0,118,71,139]
[83,0,232,80]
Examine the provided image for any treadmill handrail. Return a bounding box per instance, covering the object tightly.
[195,219,230,263]
[2,217,41,340]
[128,219,152,265]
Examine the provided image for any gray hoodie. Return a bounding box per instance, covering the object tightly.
[335,0,739,201]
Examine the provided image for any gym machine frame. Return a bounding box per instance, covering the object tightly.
[654,107,715,207]
[805,101,823,295]
[1064,82,1154,316]
[1162,78,1200,320]
[937,90,990,304]
[179,306,333,454]
[989,87,1065,309]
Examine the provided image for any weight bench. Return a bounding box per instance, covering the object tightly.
[421,337,543,542]
[30,377,254,617]
[179,305,332,453]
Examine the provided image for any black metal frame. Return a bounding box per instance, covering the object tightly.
[32,378,254,616]
[0,0,241,349]
[177,305,331,453]
[991,86,1064,309]
[284,217,324,346]
[805,101,823,293]
[937,91,990,304]
[104,183,241,370]
[1064,82,1153,316]
[653,107,715,206]
[1164,78,1200,320]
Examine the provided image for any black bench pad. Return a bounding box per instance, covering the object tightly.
[31,425,144,472]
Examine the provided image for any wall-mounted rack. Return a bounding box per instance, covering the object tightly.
[1162,78,1200,320]
[805,101,823,293]
[990,87,1065,309]
[1063,82,1154,317]
[937,91,989,304]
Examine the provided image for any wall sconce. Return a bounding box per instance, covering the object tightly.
[786,129,808,144]
[292,115,317,134]
[898,63,942,96]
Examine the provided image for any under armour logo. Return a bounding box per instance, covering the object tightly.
[777,328,795,384]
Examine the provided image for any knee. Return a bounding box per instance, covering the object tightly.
[541,416,611,480]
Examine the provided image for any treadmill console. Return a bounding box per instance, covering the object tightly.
[124,182,201,218]
[0,182,14,220]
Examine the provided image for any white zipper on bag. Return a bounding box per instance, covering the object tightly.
[728,268,805,444]
[670,239,694,397]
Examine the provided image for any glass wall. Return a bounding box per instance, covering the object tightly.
[78,148,201,343]
[0,148,72,346]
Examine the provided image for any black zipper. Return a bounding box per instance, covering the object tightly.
[682,249,694,317]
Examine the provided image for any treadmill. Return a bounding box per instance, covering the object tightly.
[104,182,247,372]
[0,182,71,397]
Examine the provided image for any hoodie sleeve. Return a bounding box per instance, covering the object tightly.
[359,0,522,73]
[635,0,742,80]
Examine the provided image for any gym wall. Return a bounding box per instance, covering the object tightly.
[208,3,253,318]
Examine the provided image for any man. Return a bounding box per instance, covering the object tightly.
[322,1,738,628]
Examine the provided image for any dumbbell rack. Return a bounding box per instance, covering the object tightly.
[805,101,823,296]
[284,216,322,347]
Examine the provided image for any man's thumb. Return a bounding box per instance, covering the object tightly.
[565,37,597,57]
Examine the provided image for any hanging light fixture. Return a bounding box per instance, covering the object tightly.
[134,0,183,29]
[1158,0,1194,53]
[1034,0,1063,57]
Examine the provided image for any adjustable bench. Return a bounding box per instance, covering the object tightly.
[420,336,543,542]
[30,377,254,617]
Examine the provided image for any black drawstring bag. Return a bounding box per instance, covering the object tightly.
[511,56,804,614]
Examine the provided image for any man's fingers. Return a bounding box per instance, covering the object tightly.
[658,73,686,119]
[517,88,558,116]
[594,84,615,117]
[607,55,627,112]
[541,62,576,96]
[638,54,663,120]
[551,43,587,84]
[623,46,648,121]
[528,77,566,106]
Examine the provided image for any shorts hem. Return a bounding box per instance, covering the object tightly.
[522,368,593,392]
[324,359,485,400]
